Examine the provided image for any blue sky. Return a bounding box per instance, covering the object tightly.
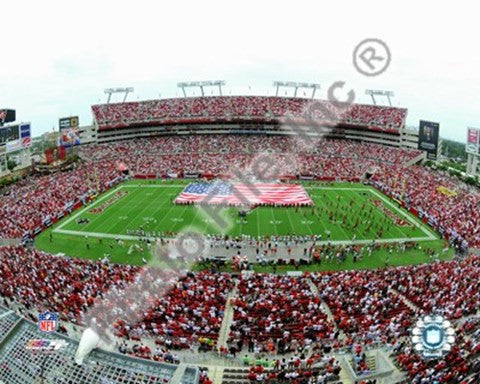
[1,0,479,141]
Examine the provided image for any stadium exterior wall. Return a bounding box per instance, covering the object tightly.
[77,124,97,144]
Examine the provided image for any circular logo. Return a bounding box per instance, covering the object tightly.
[353,38,391,77]
[411,315,455,359]
[422,324,445,350]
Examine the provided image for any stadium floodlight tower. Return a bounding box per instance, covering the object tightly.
[365,89,395,106]
[177,80,226,97]
[273,81,321,98]
[104,87,134,103]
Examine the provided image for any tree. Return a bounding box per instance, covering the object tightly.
[6,159,17,172]
[442,139,467,161]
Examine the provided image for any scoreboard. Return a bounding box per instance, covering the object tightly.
[59,116,80,147]
[59,116,79,131]
[0,123,31,153]
[418,120,440,160]
[0,124,19,146]
[466,128,480,155]
[0,109,16,125]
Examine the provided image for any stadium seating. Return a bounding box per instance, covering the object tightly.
[313,270,413,344]
[2,130,480,382]
[0,246,233,350]
[91,96,407,131]
[80,136,421,167]
[2,245,480,381]
[372,164,480,248]
[229,274,335,353]
[109,271,234,348]
[0,245,140,322]
[2,244,480,345]
[0,136,424,241]
[239,356,342,383]
[387,256,480,318]
[78,136,421,180]
[0,161,122,240]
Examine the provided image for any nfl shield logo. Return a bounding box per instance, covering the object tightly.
[426,328,441,345]
[38,311,59,333]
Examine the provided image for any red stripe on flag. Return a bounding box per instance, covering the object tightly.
[175,183,313,206]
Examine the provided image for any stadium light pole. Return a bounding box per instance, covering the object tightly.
[104,87,135,104]
[365,89,395,106]
[177,81,226,97]
[273,81,321,99]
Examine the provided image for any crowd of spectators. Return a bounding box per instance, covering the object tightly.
[372,164,480,247]
[229,274,335,355]
[2,244,480,380]
[2,131,480,381]
[0,135,424,241]
[2,244,479,347]
[0,161,122,239]
[91,96,407,130]
[79,136,421,179]
[387,256,480,319]
[80,135,421,165]
[0,245,139,322]
[107,270,234,349]
[313,270,413,345]
[393,316,480,383]
[0,245,233,351]
[244,354,342,383]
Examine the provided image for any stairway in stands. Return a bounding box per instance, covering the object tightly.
[307,278,345,339]
[217,281,238,350]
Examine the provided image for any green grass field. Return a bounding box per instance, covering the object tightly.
[35,179,452,270]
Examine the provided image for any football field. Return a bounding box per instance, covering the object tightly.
[35,179,447,269]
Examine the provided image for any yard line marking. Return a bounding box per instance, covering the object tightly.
[285,207,304,235]
[85,188,145,233]
[320,189,354,240]
[52,183,437,246]
[269,208,279,235]
[104,188,163,235]
[154,197,185,230]
[55,187,123,231]
[369,189,436,240]
[183,202,204,233]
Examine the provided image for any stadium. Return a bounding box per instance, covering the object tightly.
[2,3,480,382]
[1,81,480,384]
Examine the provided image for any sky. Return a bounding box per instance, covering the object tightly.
[1,0,479,141]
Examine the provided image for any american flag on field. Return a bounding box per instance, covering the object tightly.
[20,123,31,147]
[175,182,313,207]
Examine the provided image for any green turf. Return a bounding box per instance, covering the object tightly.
[35,179,450,269]
[194,240,453,274]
